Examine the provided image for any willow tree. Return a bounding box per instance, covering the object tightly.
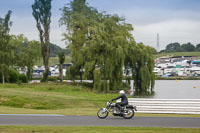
[125,43,155,95]
[84,14,133,91]
[32,0,52,82]
[60,0,99,81]
[61,0,155,93]
[0,10,12,84]
[60,0,133,91]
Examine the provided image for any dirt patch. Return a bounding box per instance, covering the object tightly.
[0,97,9,102]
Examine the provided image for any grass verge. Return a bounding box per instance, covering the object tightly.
[0,126,200,133]
[0,83,117,116]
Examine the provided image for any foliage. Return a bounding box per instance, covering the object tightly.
[93,69,103,91]
[125,43,155,95]
[0,69,28,83]
[32,0,52,82]
[60,0,155,94]
[181,42,195,52]
[9,34,41,80]
[19,74,28,83]
[47,76,59,82]
[58,51,65,64]
[49,43,69,57]
[196,44,200,51]
[0,10,13,84]
[164,42,198,53]
[165,42,181,52]
[8,68,19,83]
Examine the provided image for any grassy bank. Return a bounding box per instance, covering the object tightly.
[154,52,200,59]
[0,83,117,116]
[35,56,71,66]
[0,126,200,133]
[0,83,200,117]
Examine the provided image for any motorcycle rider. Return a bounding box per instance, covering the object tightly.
[111,90,128,111]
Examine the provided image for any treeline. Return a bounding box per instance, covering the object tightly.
[0,10,65,83]
[0,32,68,83]
[162,42,200,53]
[0,21,40,83]
[49,43,69,57]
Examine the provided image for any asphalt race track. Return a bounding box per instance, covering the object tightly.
[0,114,200,128]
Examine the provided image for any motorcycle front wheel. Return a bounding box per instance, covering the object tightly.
[123,108,134,119]
[97,108,109,119]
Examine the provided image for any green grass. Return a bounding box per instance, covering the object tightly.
[35,55,71,66]
[154,52,200,59]
[0,83,200,117]
[0,126,200,133]
[0,83,118,115]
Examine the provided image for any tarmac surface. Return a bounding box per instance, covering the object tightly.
[0,114,200,128]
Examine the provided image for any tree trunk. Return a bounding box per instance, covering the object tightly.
[59,64,63,82]
[42,41,49,82]
[80,71,82,82]
[27,66,32,80]
[2,71,5,84]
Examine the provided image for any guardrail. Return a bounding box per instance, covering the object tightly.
[128,98,200,114]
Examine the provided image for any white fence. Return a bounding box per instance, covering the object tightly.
[128,98,200,114]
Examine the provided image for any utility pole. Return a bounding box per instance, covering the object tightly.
[157,33,159,52]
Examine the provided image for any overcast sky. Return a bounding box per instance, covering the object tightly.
[0,0,200,50]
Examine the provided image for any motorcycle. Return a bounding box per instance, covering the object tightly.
[97,101,137,119]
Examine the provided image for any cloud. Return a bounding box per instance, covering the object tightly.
[10,15,66,48]
[133,19,200,50]
[4,0,200,50]
[108,7,200,50]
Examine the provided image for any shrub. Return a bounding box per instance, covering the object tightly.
[8,69,19,83]
[19,74,28,83]
[48,77,59,82]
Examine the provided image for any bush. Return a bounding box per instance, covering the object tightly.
[19,74,28,83]
[8,69,19,83]
[48,77,59,82]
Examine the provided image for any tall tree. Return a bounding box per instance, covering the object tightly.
[60,0,155,93]
[60,0,99,82]
[125,43,155,95]
[61,0,134,91]
[84,14,133,91]
[58,51,65,82]
[0,10,12,84]
[32,0,52,82]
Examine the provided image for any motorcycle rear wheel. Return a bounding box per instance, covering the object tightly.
[97,108,109,119]
[123,108,134,119]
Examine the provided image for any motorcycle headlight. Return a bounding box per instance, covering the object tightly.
[107,102,110,106]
